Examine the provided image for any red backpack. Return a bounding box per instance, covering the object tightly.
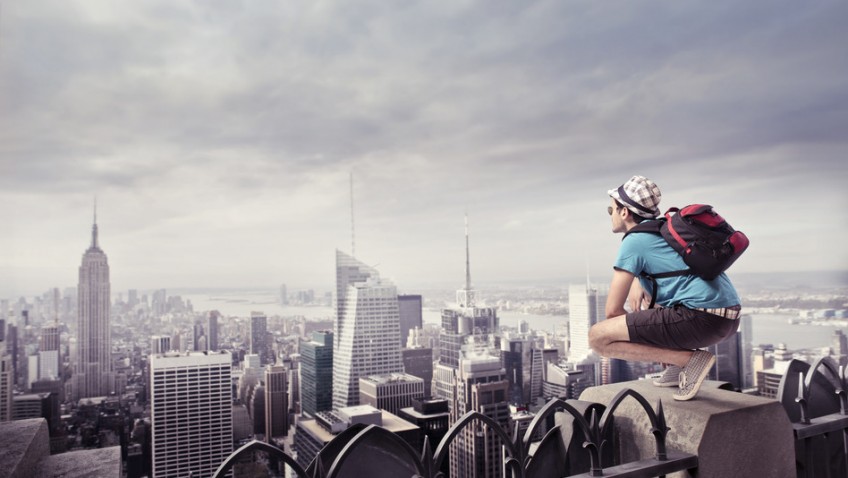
[625,204,749,308]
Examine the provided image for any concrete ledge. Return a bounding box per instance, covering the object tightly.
[0,418,122,478]
[37,447,122,478]
[579,380,795,478]
[0,418,51,478]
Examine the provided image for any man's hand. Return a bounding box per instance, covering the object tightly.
[627,279,648,312]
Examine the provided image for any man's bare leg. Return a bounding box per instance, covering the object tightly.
[588,314,693,366]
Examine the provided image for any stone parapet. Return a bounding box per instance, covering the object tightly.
[580,380,795,478]
[0,418,121,478]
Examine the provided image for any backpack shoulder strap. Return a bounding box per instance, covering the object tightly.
[623,219,663,239]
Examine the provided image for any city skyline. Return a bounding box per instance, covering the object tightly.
[2,1,847,297]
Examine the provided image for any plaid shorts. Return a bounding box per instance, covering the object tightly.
[626,305,740,350]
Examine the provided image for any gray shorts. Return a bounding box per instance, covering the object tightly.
[626,305,739,350]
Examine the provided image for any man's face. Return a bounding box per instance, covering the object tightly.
[610,199,627,233]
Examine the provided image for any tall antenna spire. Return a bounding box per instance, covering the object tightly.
[465,213,471,292]
[350,172,355,257]
[456,213,476,308]
[91,196,99,249]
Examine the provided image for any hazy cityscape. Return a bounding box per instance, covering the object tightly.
[0,214,846,477]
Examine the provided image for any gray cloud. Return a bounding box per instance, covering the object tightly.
[1,0,846,296]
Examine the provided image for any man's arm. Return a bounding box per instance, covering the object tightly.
[606,268,636,319]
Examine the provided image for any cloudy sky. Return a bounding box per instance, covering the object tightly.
[1,0,846,297]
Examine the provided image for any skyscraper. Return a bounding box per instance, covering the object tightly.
[151,336,171,355]
[250,312,270,366]
[0,354,11,422]
[76,208,112,399]
[264,364,289,440]
[434,217,498,405]
[450,352,510,478]
[430,218,510,478]
[150,351,232,478]
[39,324,61,381]
[207,311,220,352]
[567,283,608,363]
[398,295,423,348]
[333,250,404,409]
[300,331,333,417]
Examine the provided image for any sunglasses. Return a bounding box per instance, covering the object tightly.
[607,206,615,215]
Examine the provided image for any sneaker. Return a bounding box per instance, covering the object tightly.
[673,350,716,401]
[653,365,682,387]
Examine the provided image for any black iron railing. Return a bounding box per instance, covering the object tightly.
[211,388,698,478]
[779,356,848,477]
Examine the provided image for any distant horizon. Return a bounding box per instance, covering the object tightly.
[3,268,846,301]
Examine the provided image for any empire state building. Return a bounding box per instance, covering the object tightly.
[75,210,112,399]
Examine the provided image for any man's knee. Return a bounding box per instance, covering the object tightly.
[588,323,606,354]
[588,316,629,355]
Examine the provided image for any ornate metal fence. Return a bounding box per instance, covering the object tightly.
[211,388,697,478]
[778,356,848,477]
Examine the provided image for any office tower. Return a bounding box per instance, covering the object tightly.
[285,356,300,415]
[402,347,433,396]
[250,385,266,437]
[529,347,544,402]
[359,373,425,415]
[6,325,17,386]
[264,364,289,440]
[300,331,333,417]
[502,337,534,406]
[39,325,61,381]
[398,295,423,348]
[150,351,232,478]
[833,330,848,367]
[250,312,271,366]
[192,322,206,352]
[27,354,39,389]
[450,352,510,478]
[11,392,54,422]
[567,283,608,363]
[0,354,11,421]
[151,336,171,355]
[434,218,499,407]
[76,210,112,399]
[397,398,451,471]
[333,251,403,409]
[207,311,220,352]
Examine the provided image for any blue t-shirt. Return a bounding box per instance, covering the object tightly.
[614,232,740,309]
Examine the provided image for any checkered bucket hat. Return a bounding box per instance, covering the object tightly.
[608,175,662,218]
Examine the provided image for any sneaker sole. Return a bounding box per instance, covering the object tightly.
[653,380,679,388]
[673,354,716,401]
